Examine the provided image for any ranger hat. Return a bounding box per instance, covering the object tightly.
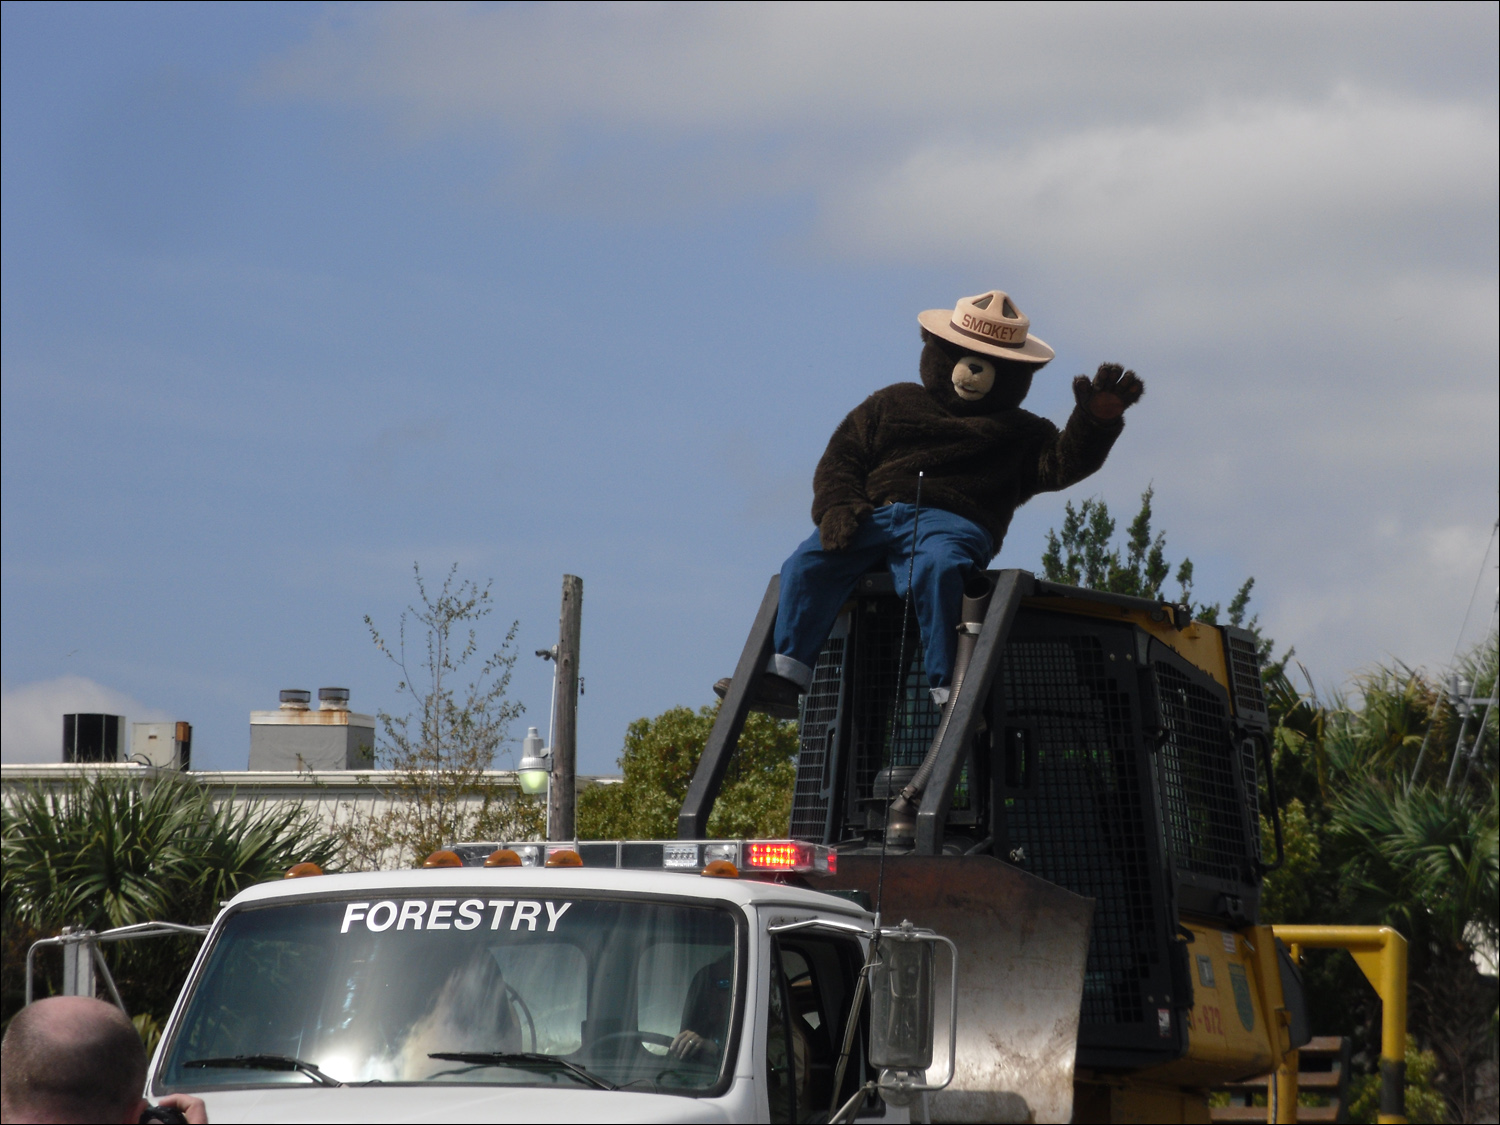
[918,290,1055,364]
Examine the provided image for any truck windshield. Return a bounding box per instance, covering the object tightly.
[157,892,739,1094]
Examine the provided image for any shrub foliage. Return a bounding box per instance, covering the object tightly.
[2,772,341,1029]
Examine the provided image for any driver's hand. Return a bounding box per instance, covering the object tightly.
[669,1030,709,1060]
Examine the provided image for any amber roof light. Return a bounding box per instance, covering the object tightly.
[484,848,522,867]
[545,849,583,867]
[284,862,323,879]
[422,850,464,868]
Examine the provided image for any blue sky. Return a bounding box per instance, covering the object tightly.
[4,2,1497,773]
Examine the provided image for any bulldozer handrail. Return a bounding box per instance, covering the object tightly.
[679,575,781,838]
[914,570,1032,854]
[1270,925,1409,1125]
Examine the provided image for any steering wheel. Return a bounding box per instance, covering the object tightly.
[503,983,536,1054]
[591,1029,676,1050]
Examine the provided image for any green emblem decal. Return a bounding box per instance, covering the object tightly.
[1227,963,1255,1031]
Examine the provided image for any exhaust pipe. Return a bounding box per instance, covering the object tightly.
[886,572,993,843]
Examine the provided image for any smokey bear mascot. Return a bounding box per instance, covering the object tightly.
[716,289,1143,829]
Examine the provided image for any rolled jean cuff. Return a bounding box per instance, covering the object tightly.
[767,654,814,690]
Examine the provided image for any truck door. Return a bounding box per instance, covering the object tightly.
[764,930,869,1124]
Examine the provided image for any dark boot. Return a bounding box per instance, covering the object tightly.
[712,672,803,722]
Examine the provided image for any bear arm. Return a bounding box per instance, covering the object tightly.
[1025,404,1125,499]
[811,399,879,529]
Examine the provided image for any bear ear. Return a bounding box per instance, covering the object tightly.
[920,326,955,354]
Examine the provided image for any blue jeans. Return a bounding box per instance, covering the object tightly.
[770,503,993,696]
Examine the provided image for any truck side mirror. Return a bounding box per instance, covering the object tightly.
[869,934,934,1070]
[866,922,957,1107]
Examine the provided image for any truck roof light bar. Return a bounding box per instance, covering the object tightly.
[442,839,836,875]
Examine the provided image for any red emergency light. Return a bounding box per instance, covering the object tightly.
[746,841,801,869]
[744,841,836,874]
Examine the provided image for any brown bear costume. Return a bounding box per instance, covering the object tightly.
[719,290,1143,720]
[814,330,1136,554]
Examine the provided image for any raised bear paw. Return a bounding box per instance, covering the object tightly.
[1073,363,1144,421]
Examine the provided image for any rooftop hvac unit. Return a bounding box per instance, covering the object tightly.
[131,721,193,770]
[62,714,125,763]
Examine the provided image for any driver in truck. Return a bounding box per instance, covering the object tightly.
[672,949,813,1112]
[668,951,733,1063]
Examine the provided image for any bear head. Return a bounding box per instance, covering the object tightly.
[919,327,1042,416]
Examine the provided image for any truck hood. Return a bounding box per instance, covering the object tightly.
[192,1085,736,1124]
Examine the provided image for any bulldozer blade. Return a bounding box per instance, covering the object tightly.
[808,854,1093,1124]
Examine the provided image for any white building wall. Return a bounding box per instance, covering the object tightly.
[0,764,621,868]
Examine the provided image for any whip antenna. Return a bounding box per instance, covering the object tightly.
[829,478,925,1120]
[875,471,922,921]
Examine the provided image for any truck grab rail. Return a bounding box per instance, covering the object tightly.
[25,921,211,1012]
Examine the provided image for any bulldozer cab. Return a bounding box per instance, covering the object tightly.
[681,569,1294,1120]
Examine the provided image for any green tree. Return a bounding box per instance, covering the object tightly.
[577,705,799,840]
[1257,638,1498,1124]
[335,563,542,870]
[1258,798,1320,923]
[1334,781,1497,1122]
[1041,485,1181,600]
[1345,1045,1449,1124]
[2,772,341,1030]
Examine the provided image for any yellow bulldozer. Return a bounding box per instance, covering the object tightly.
[681,569,1409,1123]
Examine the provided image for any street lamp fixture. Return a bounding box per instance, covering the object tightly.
[517,726,552,796]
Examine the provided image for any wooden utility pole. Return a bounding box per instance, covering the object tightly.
[549,574,582,840]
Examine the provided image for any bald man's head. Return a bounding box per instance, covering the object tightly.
[1,997,147,1124]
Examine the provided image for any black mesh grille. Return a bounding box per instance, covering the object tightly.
[1154,662,1246,883]
[848,598,941,801]
[790,637,845,842]
[1226,633,1268,719]
[1001,635,1158,1026]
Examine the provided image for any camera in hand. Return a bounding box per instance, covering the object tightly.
[140,1104,188,1124]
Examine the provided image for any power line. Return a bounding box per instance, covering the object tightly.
[1450,518,1498,665]
[1407,515,1498,791]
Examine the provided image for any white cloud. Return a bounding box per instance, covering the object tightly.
[257,4,1498,294]
[261,3,1496,136]
[826,90,1496,281]
[1,677,172,764]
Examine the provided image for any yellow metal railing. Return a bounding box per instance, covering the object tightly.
[1269,925,1409,1125]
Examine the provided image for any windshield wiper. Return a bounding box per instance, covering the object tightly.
[184,1054,343,1087]
[428,1051,616,1090]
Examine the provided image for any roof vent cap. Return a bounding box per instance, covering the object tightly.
[279,689,311,711]
[318,687,350,711]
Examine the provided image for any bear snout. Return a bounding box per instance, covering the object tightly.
[951,356,996,400]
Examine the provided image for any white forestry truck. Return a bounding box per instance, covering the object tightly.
[142,840,958,1124]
